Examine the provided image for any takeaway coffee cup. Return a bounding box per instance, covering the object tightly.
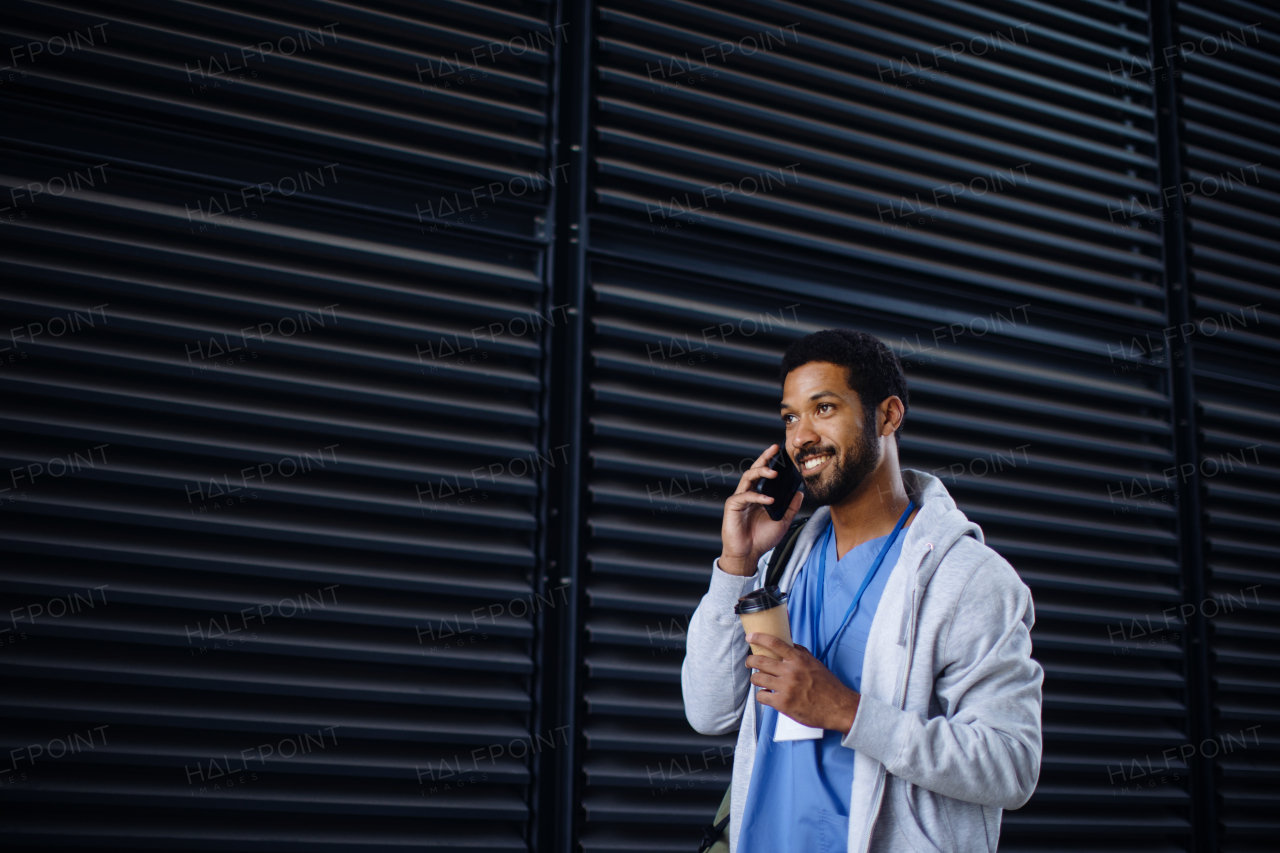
[734,587,793,660]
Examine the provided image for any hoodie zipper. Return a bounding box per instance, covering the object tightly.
[855,547,930,853]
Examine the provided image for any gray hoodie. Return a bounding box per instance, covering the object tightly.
[681,469,1043,852]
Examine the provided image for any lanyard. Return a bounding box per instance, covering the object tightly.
[810,501,914,666]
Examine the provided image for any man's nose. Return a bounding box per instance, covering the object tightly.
[791,418,820,449]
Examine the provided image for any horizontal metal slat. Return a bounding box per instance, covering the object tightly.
[0,410,540,496]
[0,642,530,709]
[0,812,529,852]
[0,371,538,448]
[0,526,532,599]
[1,493,536,564]
[0,679,531,744]
[0,770,529,819]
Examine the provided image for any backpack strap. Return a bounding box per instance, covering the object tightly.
[764,516,810,589]
[696,814,730,853]
[697,781,732,853]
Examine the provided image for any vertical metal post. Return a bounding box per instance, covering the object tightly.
[1148,2,1215,850]
[540,0,594,850]
[529,0,571,847]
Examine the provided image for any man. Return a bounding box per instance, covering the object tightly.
[682,329,1042,852]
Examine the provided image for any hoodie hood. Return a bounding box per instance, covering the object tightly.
[768,468,983,598]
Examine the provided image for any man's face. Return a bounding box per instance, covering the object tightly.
[780,361,881,507]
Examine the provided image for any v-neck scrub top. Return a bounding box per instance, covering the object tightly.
[737,521,907,853]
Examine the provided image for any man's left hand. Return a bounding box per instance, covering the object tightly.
[746,632,861,734]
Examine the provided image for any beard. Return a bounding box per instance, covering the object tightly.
[797,409,881,508]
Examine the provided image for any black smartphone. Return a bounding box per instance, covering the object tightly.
[754,445,804,521]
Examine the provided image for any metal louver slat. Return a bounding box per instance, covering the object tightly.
[1176,2,1280,849]
[0,0,558,849]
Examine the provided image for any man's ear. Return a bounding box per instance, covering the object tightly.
[879,396,905,436]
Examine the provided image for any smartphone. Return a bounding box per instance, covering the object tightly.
[754,445,804,521]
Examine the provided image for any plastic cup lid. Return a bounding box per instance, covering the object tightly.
[734,586,788,615]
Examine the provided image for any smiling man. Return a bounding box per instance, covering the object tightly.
[682,329,1043,853]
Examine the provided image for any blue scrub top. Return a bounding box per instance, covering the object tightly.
[738,522,906,853]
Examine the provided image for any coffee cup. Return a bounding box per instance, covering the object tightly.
[734,587,793,660]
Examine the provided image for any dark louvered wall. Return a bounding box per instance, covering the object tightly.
[1175,2,1280,850]
[577,0,1215,850]
[0,0,1276,851]
[0,0,557,849]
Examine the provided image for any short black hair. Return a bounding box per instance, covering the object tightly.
[779,329,908,442]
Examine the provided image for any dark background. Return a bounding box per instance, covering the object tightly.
[0,1,1276,851]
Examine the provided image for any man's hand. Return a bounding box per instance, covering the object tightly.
[746,632,860,734]
[719,444,805,576]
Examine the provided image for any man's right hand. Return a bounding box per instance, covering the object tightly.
[718,444,805,576]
